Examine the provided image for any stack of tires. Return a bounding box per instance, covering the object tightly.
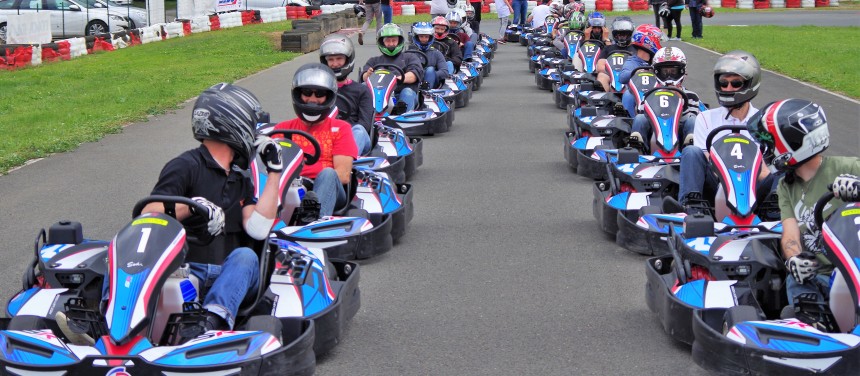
[737,0,754,8]
[722,0,737,7]
[753,0,770,8]
[401,4,416,15]
[613,0,629,10]
[596,0,612,10]
[801,0,815,6]
[584,0,596,10]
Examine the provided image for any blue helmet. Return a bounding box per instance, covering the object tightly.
[588,12,605,28]
[412,22,435,51]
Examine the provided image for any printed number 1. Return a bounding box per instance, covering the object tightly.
[136,228,151,253]
[731,143,743,160]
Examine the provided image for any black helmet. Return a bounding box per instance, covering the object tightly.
[291,63,338,124]
[747,99,830,171]
[713,50,761,108]
[611,17,634,47]
[353,4,365,18]
[319,34,355,81]
[192,83,262,169]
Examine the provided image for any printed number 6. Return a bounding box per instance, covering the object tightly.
[659,95,669,108]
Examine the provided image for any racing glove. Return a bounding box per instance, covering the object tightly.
[190,197,225,236]
[785,252,819,285]
[832,174,860,202]
[254,135,284,174]
[658,3,670,17]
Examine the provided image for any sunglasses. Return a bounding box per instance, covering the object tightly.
[719,79,744,89]
[300,88,328,98]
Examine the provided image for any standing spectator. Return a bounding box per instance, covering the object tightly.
[358,0,383,46]
[381,0,393,24]
[688,0,704,39]
[495,0,513,43]
[470,0,483,34]
[512,0,528,26]
[527,0,552,29]
[431,0,455,16]
[650,0,663,29]
[662,0,684,41]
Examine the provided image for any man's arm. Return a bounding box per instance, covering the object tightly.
[781,217,803,260]
[243,171,283,228]
[403,54,424,84]
[333,155,353,184]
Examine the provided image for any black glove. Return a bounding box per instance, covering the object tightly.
[254,135,283,173]
[832,174,860,202]
[658,3,670,17]
[785,252,819,285]
[190,197,225,236]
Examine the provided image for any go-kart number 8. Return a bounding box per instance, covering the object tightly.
[641,76,650,85]
[137,228,152,253]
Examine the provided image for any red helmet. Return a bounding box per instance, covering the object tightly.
[431,16,449,40]
[699,6,714,18]
[630,24,663,57]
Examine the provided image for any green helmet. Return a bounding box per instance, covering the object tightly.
[569,12,586,31]
[377,23,405,57]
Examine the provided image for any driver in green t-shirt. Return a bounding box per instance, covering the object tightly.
[749,99,860,330]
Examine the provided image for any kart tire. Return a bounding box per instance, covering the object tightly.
[722,306,762,335]
[473,74,483,91]
[8,315,49,330]
[528,62,536,73]
[244,315,284,343]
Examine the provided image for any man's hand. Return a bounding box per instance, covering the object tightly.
[190,197,225,236]
[254,135,283,173]
[658,3,670,16]
[832,174,860,202]
[786,252,819,284]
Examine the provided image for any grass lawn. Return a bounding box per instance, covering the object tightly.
[683,25,860,99]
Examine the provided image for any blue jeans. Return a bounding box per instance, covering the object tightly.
[381,4,392,24]
[678,145,718,204]
[512,0,527,26]
[632,113,696,152]
[189,247,260,329]
[424,67,439,89]
[314,167,347,216]
[463,40,475,59]
[689,6,703,38]
[397,88,418,112]
[352,124,371,156]
[786,273,831,307]
[446,61,455,75]
[622,91,637,118]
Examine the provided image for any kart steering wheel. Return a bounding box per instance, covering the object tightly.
[705,125,748,152]
[131,195,219,246]
[262,129,322,166]
[371,63,406,82]
[404,49,429,69]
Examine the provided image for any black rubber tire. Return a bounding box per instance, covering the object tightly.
[86,21,108,36]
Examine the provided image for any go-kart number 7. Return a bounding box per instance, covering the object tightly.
[136,228,152,253]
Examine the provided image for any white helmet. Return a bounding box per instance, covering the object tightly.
[652,47,687,87]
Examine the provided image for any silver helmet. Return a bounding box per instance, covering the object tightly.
[291,63,338,124]
[713,50,761,108]
[319,34,355,81]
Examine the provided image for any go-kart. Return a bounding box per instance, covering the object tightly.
[504,24,521,43]
[257,129,395,260]
[2,196,322,375]
[562,115,633,179]
[351,167,414,242]
[691,189,860,375]
[366,63,453,137]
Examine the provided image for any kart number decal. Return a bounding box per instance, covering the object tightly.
[641,76,650,85]
[660,95,670,108]
[730,143,743,160]
[611,56,624,66]
[132,218,168,227]
[136,228,152,253]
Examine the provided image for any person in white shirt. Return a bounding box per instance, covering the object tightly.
[672,50,775,212]
[495,0,513,43]
[527,0,553,29]
[431,0,456,16]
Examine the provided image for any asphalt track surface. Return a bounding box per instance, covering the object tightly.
[0,11,858,375]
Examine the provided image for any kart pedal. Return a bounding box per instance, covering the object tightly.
[55,311,95,346]
[61,298,106,342]
[161,302,209,345]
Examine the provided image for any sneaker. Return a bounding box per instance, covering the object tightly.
[497,40,506,45]
[683,134,694,146]
[55,311,95,346]
[298,191,321,224]
[358,32,364,45]
[203,312,229,331]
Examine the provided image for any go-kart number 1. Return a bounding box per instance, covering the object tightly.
[136,227,152,253]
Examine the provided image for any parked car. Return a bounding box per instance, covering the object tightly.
[89,0,148,29]
[0,0,130,44]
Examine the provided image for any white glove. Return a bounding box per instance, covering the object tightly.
[832,174,860,202]
[786,253,819,284]
[658,3,670,17]
[190,197,225,236]
[254,135,284,173]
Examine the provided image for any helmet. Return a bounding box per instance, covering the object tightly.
[610,17,634,47]
[550,0,563,14]
[412,21,435,51]
[192,83,262,168]
[446,0,457,7]
[353,4,365,18]
[713,50,761,108]
[652,47,687,86]
[431,16,449,39]
[568,12,586,31]
[587,12,605,28]
[630,24,663,57]
[319,34,355,81]
[700,6,714,18]
[377,23,405,56]
[747,99,829,171]
[445,11,463,31]
[291,63,338,125]
[562,3,575,19]
[458,2,474,21]
[571,2,585,13]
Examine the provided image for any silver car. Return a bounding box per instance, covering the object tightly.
[0,0,130,44]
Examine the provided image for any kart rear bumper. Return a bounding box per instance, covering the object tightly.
[645,254,696,345]
[308,260,360,357]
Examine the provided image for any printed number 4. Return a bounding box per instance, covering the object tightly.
[136,228,151,253]
[731,143,743,160]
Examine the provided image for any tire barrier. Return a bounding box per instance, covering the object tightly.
[162,22,186,39]
[68,37,88,58]
[583,0,597,11]
[612,0,629,10]
[629,0,650,10]
[218,12,243,29]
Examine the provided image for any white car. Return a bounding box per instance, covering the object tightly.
[0,0,130,44]
[89,0,148,29]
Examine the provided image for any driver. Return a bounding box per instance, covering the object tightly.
[361,23,424,113]
[747,99,860,329]
[617,24,663,117]
[432,16,464,70]
[410,21,451,89]
[142,83,281,334]
[583,12,610,44]
[446,11,475,60]
[319,34,372,156]
[275,63,358,218]
[595,17,636,91]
